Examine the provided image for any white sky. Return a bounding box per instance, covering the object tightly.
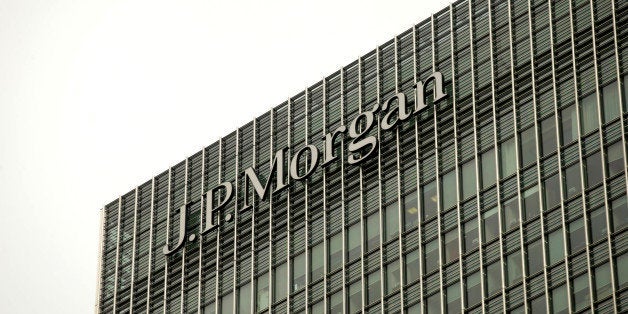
[0,0,450,312]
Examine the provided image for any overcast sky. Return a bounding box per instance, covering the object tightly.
[0,0,450,312]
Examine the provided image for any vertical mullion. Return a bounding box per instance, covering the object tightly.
[197,149,205,313]
[393,35,405,313]
[146,178,155,313]
[95,207,105,313]
[322,79,328,313]
[340,68,348,313]
[376,45,386,314]
[358,56,367,313]
[567,0,595,311]
[130,187,139,310]
[162,168,172,314]
[303,90,309,314]
[251,119,258,314]
[180,160,189,314]
[112,197,122,313]
[467,1,486,312]
[285,102,291,313]
[213,139,223,314]
[232,130,240,314]
[268,111,275,313]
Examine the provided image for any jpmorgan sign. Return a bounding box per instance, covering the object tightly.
[163,71,447,256]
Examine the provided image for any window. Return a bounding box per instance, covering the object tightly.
[485,262,501,296]
[238,283,251,314]
[329,233,342,270]
[617,253,628,288]
[221,292,233,314]
[612,196,627,232]
[329,290,342,313]
[203,302,216,314]
[561,104,578,145]
[541,116,557,156]
[405,249,420,284]
[292,254,305,292]
[602,81,620,122]
[366,213,380,251]
[348,281,361,313]
[523,185,540,219]
[519,127,537,166]
[464,218,479,253]
[422,182,438,220]
[310,243,324,281]
[367,271,380,304]
[580,93,599,134]
[446,282,461,313]
[310,301,324,314]
[273,263,287,302]
[444,229,459,263]
[624,74,628,111]
[483,207,499,242]
[589,208,607,243]
[572,274,589,311]
[585,152,603,188]
[461,159,476,199]
[606,142,624,177]
[481,149,497,188]
[441,171,456,209]
[406,303,421,314]
[527,240,543,275]
[548,229,564,265]
[503,197,519,230]
[465,272,481,307]
[385,260,400,294]
[426,293,441,314]
[595,263,611,300]
[568,219,586,254]
[424,240,439,274]
[347,223,361,261]
[257,273,268,311]
[507,251,522,285]
[529,294,546,314]
[403,193,419,230]
[543,175,560,209]
[564,163,582,198]
[385,202,399,241]
[500,139,516,178]
[551,285,568,314]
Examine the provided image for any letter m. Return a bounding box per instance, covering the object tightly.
[243,148,288,202]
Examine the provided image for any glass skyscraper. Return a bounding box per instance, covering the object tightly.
[96,0,628,313]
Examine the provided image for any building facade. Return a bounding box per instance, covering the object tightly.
[96,0,628,313]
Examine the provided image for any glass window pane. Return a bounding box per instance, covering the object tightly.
[483,207,499,242]
[221,292,233,314]
[541,116,557,156]
[561,104,578,145]
[503,197,519,230]
[329,290,342,314]
[422,182,438,220]
[366,213,380,251]
[461,159,476,199]
[603,81,620,122]
[405,250,420,284]
[446,282,461,313]
[292,254,305,292]
[500,139,516,178]
[612,196,627,232]
[486,262,501,296]
[527,240,543,275]
[273,263,287,302]
[407,303,421,314]
[543,174,560,209]
[239,283,251,314]
[507,251,522,285]
[482,149,496,188]
[624,74,628,112]
[385,202,399,241]
[310,243,323,281]
[203,302,216,314]
[403,193,419,231]
[572,274,589,311]
[519,127,537,166]
[606,142,624,177]
[530,294,546,314]
[564,163,582,198]
[523,185,540,219]
[329,233,342,270]
[426,293,441,314]
[310,301,324,314]
[444,229,459,263]
[441,171,456,209]
[548,229,564,265]
[385,260,400,294]
[464,218,479,253]
[347,223,361,261]
[466,272,481,307]
[424,240,439,274]
[589,208,607,243]
[367,271,380,304]
[552,285,568,314]
[348,281,361,313]
[595,263,611,300]
[617,253,628,289]
[569,219,586,254]
[580,93,599,134]
[257,273,269,310]
[585,152,603,188]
